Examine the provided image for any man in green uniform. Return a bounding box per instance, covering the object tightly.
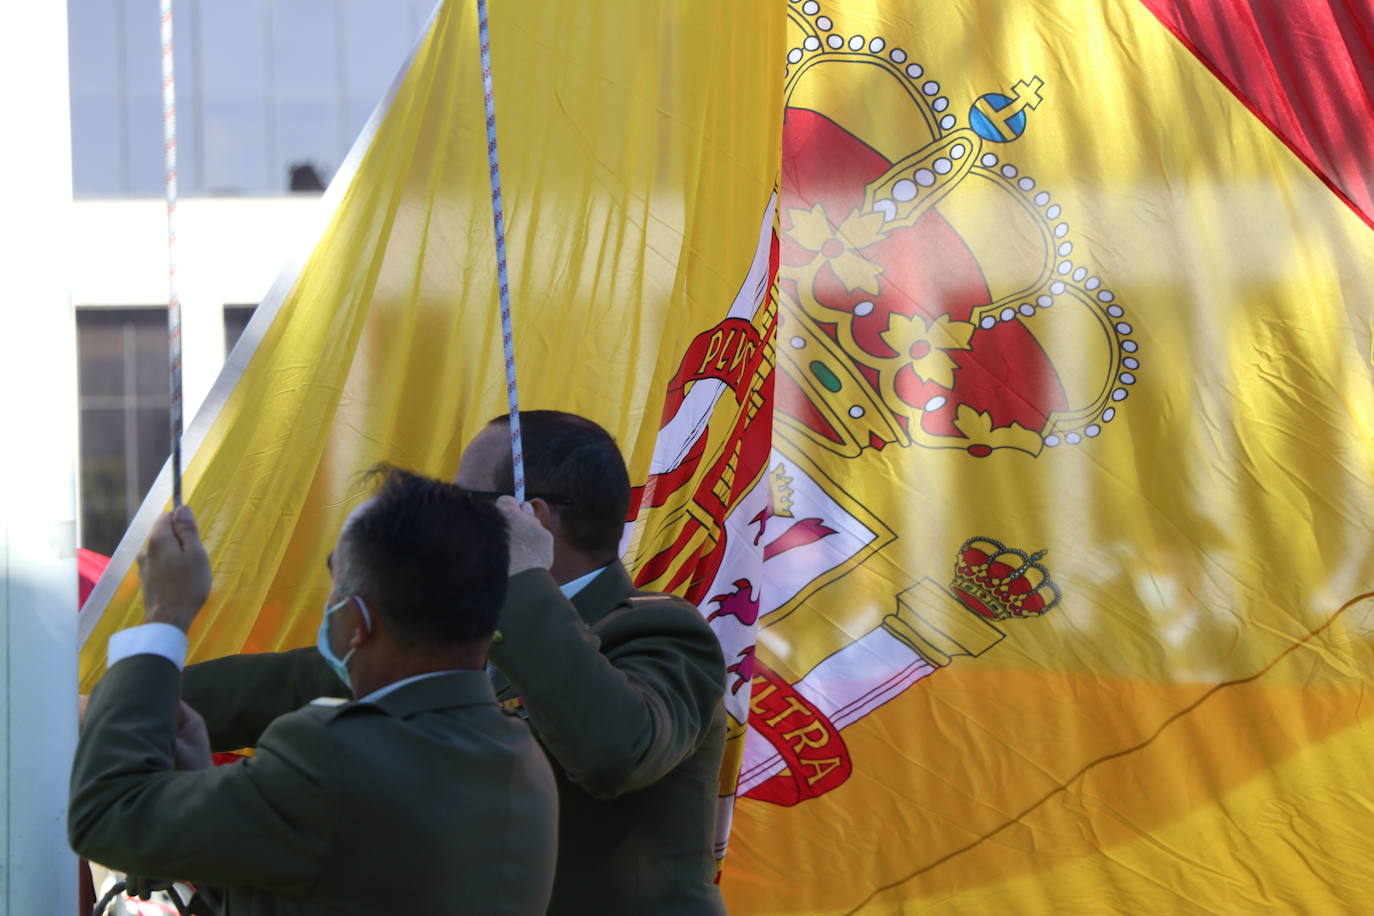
[71,468,559,915]
[183,412,729,914]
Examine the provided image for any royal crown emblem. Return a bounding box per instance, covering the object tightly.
[776,2,1140,458]
[950,537,1060,620]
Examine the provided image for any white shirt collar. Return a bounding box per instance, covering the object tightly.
[560,563,611,599]
[356,669,459,704]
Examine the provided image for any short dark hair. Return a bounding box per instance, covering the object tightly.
[487,411,629,558]
[340,465,509,645]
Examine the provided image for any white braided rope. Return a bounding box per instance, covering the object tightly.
[477,0,525,502]
[160,0,183,506]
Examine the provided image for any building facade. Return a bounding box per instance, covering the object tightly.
[70,0,432,553]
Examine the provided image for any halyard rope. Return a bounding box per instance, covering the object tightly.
[477,0,526,501]
[160,0,184,506]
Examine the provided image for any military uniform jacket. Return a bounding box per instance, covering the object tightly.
[182,562,728,915]
[73,653,558,916]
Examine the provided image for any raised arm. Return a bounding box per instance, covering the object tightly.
[182,646,340,751]
[488,494,724,800]
[70,653,337,891]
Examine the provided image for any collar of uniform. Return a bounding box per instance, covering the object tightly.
[363,668,497,719]
[559,564,607,598]
[568,560,635,627]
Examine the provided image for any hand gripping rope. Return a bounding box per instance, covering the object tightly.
[477,0,527,502]
[93,877,191,916]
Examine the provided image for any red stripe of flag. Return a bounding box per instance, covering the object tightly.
[1140,0,1374,229]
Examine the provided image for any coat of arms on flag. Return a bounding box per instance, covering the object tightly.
[708,3,1374,913]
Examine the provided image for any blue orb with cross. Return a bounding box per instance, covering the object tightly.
[968,78,1044,143]
[970,94,1024,141]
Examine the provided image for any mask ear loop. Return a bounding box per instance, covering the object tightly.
[351,595,374,636]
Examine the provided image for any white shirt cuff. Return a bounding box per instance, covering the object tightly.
[107,622,189,670]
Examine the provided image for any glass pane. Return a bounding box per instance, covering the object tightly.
[340,0,409,154]
[136,406,172,498]
[201,0,268,98]
[203,99,271,193]
[270,0,341,191]
[201,0,269,192]
[79,407,129,555]
[68,0,123,194]
[272,0,338,101]
[77,311,129,401]
[276,101,338,188]
[343,100,374,149]
[75,409,171,555]
[174,0,203,193]
[76,309,170,554]
[409,0,436,38]
[224,305,256,355]
[132,314,173,401]
[70,100,124,198]
[123,87,166,195]
[343,0,408,104]
[122,0,165,194]
[71,0,437,196]
[68,0,121,97]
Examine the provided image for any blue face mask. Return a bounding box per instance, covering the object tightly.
[317,595,372,692]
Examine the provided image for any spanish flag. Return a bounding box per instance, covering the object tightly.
[720,1,1374,912]
[79,0,1374,912]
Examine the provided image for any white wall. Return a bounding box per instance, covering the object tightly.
[0,4,79,912]
[71,196,324,421]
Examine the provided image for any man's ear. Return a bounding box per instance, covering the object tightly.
[528,497,556,533]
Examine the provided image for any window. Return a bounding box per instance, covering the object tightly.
[201,0,270,192]
[68,0,438,196]
[77,309,171,555]
[224,304,257,356]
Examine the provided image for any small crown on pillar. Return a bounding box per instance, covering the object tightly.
[949,537,1060,620]
[767,463,797,518]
